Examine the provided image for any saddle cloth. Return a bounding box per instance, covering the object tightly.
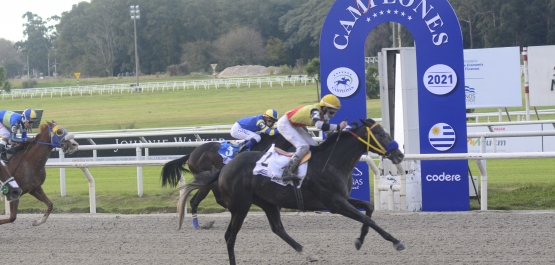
[253,144,308,187]
[217,140,242,164]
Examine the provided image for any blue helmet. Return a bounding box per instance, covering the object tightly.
[22,108,37,123]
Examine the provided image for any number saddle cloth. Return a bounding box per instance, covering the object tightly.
[253,144,309,187]
[217,140,242,164]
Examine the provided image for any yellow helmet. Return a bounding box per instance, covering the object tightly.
[263,109,278,122]
[319,94,341,109]
[22,108,37,123]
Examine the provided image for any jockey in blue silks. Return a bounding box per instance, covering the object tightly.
[0,108,38,161]
[230,109,280,153]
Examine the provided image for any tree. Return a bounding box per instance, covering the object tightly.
[279,0,333,62]
[266,37,289,66]
[0,66,11,92]
[181,40,215,73]
[305,58,320,102]
[87,0,122,77]
[365,64,379,99]
[16,12,56,78]
[0,39,23,78]
[214,27,266,68]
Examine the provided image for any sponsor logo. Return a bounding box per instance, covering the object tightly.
[326,67,359,97]
[465,85,476,104]
[467,138,507,147]
[428,123,456,151]
[332,0,449,49]
[426,172,462,182]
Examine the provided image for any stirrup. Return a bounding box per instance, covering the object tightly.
[282,173,301,182]
[237,144,248,154]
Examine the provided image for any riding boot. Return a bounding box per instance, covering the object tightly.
[282,155,301,182]
[237,139,256,153]
[5,144,22,159]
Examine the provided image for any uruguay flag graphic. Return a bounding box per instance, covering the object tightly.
[428,123,456,151]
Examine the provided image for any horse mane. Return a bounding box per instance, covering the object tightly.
[38,123,49,134]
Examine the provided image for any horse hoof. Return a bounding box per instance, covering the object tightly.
[192,218,200,229]
[354,238,362,250]
[394,242,406,251]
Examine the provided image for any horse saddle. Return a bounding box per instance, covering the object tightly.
[217,140,242,164]
[270,147,311,166]
[253,145,309,186]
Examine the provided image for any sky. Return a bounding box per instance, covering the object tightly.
[0,0,90,43]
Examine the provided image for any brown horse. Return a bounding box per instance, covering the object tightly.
[0,121,79,226]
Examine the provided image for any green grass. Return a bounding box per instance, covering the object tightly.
[0,76,553,213]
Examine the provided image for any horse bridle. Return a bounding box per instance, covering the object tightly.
[346,123,398,157]
[35,124,70,148]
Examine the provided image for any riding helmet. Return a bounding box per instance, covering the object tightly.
[319,94,341,109]
[263,109,279,122]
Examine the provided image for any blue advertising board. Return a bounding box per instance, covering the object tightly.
[320,0,469,211]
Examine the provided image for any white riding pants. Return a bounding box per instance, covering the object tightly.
[230,122,261,143]
[276,116,316,157]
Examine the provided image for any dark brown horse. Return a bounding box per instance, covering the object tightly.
[180,119,405,264]
[0,121,78,226]
[161,133,292,228]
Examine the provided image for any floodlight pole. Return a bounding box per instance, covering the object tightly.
[131,5,140,89]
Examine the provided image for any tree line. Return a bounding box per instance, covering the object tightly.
[1,0,555,82]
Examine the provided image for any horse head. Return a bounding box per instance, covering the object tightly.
[352,119,404,164]
[0,160,22,201]
[37,121,79,154]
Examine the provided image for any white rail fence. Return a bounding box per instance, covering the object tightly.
[2,75,314,99]
[4,123,555,214]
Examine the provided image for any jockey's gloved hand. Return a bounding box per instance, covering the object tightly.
[25,137,35,143]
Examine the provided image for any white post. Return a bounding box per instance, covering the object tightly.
[395,163,406,211]
[136,147,143,197]
[80,168,96,214]
[59,149,66,196]
[478,136,488,210]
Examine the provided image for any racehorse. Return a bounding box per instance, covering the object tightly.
[0,121,79,226]
[180,119,405,264]
[160,133,292,228]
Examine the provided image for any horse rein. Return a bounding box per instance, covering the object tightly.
[346,123,389,156]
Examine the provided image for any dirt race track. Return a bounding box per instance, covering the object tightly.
[2,211,555,265]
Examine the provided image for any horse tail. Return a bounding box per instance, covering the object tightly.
[160,155,192,188]
[177,169,221,230]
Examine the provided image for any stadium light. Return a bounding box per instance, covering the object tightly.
[130,5,140,89]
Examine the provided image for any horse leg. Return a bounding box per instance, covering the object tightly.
[255,198,318,262]
[28,187,53,226]
[0,199,19,225]
[327,196,405,251]
[210,185,226,208]
[224,208,249,265]
[347,197,375,250]
[189,191,203,229]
